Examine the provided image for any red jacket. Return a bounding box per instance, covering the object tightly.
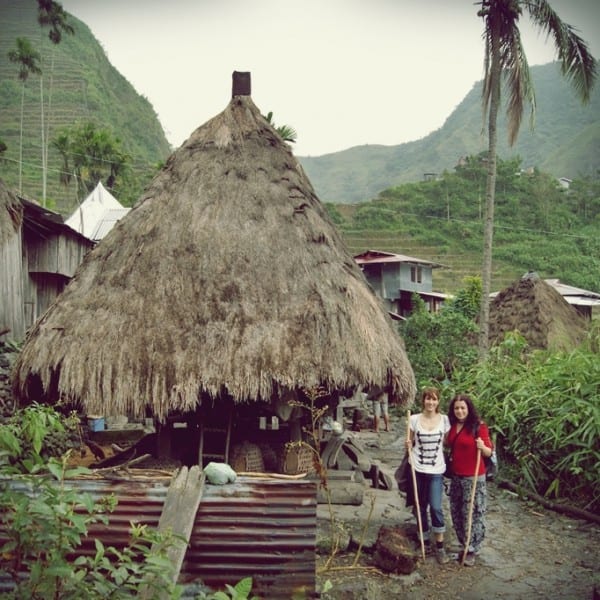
[447,422,492,477]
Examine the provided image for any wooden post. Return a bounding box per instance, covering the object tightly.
[407,411,425,560]
[461,449,481,566]
[138,466,205,599]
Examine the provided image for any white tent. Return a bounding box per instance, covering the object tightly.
[66,182,130,241]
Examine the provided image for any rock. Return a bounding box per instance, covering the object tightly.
[317,481,364,505]
[373,525,418,574]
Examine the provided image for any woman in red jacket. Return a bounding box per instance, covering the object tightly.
[446,394,493,566]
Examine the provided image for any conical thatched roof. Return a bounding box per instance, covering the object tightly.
[12,73,415,421]
[489,273,588,351]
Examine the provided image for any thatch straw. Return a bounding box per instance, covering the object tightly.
[12,76,415,421]
[488,274,588,351]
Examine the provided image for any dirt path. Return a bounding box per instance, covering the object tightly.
[316,423,599,599]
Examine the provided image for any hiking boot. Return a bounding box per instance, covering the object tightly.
[416,540,433,555]
[435,546,450,564]
[460,552,475,567]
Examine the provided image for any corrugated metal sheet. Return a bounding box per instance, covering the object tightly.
[3,474,317,598]
[184,478,317,598]
[89,208,131,241]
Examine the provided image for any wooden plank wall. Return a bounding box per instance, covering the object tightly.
[25,228,90,277]
[0,229,25,341]
[1,223,91,342]
[21,228,91,334]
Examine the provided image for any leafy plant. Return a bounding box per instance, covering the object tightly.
[0,405,182,598]
[0,403,81,473]
[400,289,479,388]
[52,121,131,198]
[264,111,297,144]
[0,453,182,598]
[197,576,259,600]
[448,331,600,511]
[286,387,376,577]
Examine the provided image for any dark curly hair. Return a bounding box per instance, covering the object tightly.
[448,394,480,435]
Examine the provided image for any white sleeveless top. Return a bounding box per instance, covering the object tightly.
[409,413,450,474]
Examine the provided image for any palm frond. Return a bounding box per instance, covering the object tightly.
[501,25,536,145]
[262,111,297,143]
[525,0,596,103]
[276,125,297,144]
[481,23,494,128]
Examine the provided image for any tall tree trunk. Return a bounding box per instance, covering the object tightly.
[478,43,501,359]
[44,48,56,206]
[38,30,47,208]
[18,82,25,194]
[40,76,46,207]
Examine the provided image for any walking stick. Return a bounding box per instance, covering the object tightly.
[407,410,426,560]
[461,448,481,566]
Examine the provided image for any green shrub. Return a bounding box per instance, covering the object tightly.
[0,455,182,599]
[0,403,81,473]
[0,405,182,598]
[400,288,479,388]
[448,332,600,511]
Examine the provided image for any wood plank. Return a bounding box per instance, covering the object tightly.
[138,465,205,599]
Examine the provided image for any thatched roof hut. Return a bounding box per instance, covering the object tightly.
[489,273,588,351]
[12,72,415,422]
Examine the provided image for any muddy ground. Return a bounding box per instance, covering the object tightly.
[315,419,599,600]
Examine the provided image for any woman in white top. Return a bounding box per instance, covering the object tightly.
[406,387,451,564]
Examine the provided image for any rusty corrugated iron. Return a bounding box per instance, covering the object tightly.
[183,477,317,598]
[2,474,317,598]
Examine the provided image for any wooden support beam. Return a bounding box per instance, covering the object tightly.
[138,465,204,599]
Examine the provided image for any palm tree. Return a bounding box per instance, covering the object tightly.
[53,121,130,198]
[36,0,74,206]
[8,37,42,194]
[264,111,298,144]
[476,0,596,357]
[37,0,74,44]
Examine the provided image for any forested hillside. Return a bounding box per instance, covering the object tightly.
[301,62,600,204]
[0,0,171,213]
[325,155,600,294]
[2,3,597,217]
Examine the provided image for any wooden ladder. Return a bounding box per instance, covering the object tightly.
[198,406,233,467]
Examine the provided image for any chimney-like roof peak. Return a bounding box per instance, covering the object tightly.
[232,71,251,97]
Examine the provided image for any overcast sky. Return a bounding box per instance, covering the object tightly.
[60,0,599,157]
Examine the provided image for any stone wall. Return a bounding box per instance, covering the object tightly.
[0,341,17,418]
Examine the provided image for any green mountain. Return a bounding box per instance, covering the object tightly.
[0,1,597,297]
[0,0,171,214]
[300,62,600,204]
